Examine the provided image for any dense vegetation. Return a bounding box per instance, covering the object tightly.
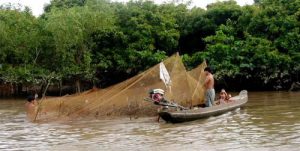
[0,0,299,96]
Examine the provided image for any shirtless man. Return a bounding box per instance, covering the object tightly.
[25,95,37,121]
[204,67,215,107]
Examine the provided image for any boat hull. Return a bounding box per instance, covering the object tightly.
[159,90,248,123]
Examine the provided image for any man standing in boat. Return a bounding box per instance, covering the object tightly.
[204,67,215,107]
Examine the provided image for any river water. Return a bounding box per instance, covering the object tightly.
[1,91,300,151]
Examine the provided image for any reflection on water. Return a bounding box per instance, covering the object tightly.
[1,92,300,151]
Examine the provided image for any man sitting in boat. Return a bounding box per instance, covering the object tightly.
[216,89,232,105]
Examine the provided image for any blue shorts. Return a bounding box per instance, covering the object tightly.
[205,89,215,107]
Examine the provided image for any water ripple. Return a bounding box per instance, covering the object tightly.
[1,92,300,150]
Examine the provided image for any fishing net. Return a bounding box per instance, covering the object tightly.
[31,53,207,122]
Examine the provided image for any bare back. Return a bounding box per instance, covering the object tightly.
[25,102,36,120]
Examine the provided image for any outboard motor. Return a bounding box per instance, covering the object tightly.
[149,89,166,105]
[146,88,187,110]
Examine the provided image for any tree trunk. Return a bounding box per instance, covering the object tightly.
[59,80,62,96]
[9,83,14,96]
[16,83,22,96]
[75,79,81,93]
[42,81,50,98]
[40,83,45,97]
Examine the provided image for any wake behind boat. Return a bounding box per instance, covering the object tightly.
[146,90,248,123]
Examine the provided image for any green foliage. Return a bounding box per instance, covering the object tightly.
[115,0,180,54]
[178,0,243,54]
[1,0,300,93]
[43,3,115,83]
[0,9,46,84]
[44,0,87,13]
[201,23,291,87]
[206,0,243,26]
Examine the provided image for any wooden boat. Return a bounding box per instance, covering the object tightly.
[158,90,248,123]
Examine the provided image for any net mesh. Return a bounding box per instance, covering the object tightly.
[31,53,207,122]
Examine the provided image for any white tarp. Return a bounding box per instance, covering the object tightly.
[159,62,171,87]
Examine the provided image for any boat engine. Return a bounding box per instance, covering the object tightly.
[149,89,166,105]
[146,89,187,110]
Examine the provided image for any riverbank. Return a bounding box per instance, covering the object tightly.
[1,79,299,98]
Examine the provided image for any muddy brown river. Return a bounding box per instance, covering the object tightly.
[1,91,300,151]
